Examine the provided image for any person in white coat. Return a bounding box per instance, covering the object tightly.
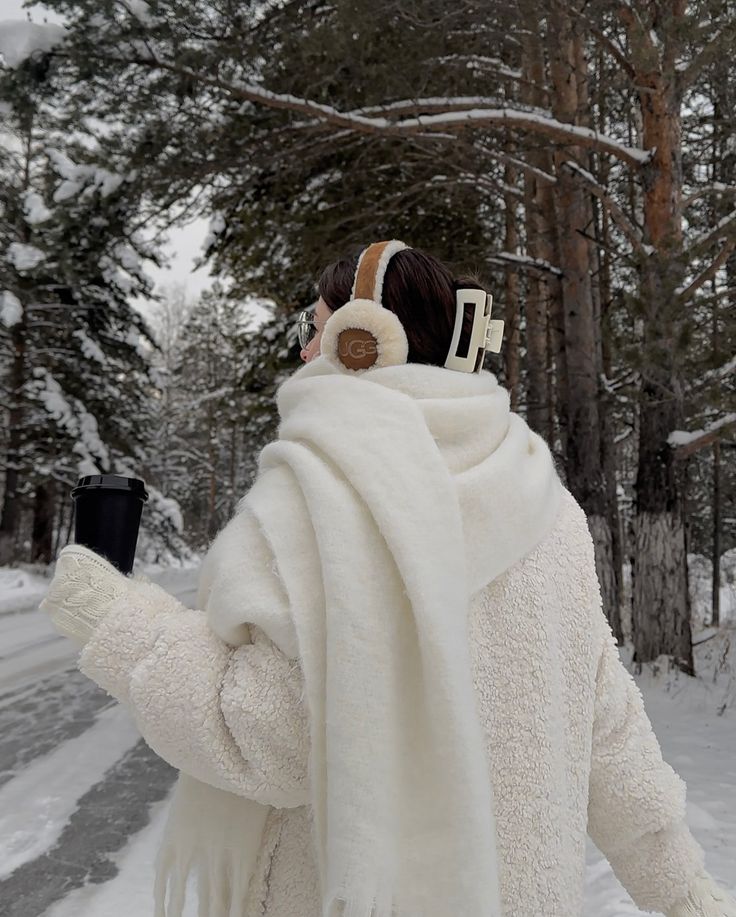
[41,240,735,917]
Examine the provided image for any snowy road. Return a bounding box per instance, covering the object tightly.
[0,566,200,917]
[0,563,733,917]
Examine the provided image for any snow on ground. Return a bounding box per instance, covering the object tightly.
[0,566,51,616]
[0,552,733,916]
[585,641,736,914]
[43,796,199,917]
[0,703,140,880]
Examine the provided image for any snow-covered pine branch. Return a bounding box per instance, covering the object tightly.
[47,148,126,202]
[686,206,736,256]
[29,368,111,471]
[691,355,736,394]
[487,252,563,277]
[6,242,45,272]
[435,55,523,81]
[600,370,640,394]
[669,413,736,459]
[351,96,551,121]
[119,0,154,26]
[0,290,22,328]
[93,53,653,168]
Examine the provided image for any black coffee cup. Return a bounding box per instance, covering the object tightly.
[70,474,149,575]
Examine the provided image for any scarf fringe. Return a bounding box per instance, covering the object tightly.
[152,774,268,917]
[153,843,192,917]
[323,878,403,917]
[153,842,254,917]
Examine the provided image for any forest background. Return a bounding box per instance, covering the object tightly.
[1,0,735,676]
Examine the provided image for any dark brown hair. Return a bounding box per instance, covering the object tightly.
[317,245,488,368]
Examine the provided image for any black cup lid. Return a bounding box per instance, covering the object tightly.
[71,474,149,501]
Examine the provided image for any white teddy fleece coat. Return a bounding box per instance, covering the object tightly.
[75,373,707,916]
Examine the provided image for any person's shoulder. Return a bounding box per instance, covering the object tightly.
[510,484,597,587]
[470,484,601,647]
[552,485,594,543]
[545,487,603,616]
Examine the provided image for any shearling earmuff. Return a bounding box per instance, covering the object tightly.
[319,239,505,375]
[320,239,410,374]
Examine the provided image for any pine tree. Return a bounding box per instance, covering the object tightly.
[0,42,186,564]
[164,281,284,548]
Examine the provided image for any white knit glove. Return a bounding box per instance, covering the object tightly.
[666,871,736,917]
[39,543,150,646]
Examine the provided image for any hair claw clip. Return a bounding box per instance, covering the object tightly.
[444,289,504,374]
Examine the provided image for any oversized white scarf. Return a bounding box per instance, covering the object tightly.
[153,354,565,917]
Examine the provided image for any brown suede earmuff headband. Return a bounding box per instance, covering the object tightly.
[353,241,392,302]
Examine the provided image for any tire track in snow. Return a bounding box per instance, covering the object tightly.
[0,703,142,880]
[0,581,200,784]
[0,633,64,662]
[0,669,116,790]
[0,738,177,917]
[0,573,200,913]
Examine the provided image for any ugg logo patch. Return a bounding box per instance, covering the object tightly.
[337,328,379,370]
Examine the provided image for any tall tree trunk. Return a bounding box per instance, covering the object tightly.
[0,315,27,566]
[709,60,734,628]
[711,439,721,628]
[0,120,33,567]
[543,195,566,471]
[590,209,624,642]
[52,482,66,558]
[504,160,523,413]
[547,1,613,620]
[228,420,237,519]
[575,26,622,641]
[521,263,550,439]
[590,46,625,644]
[31,478,56,564]
[206,433,217,542]
[622,4,694,673]
[64,498,75,547]
[520,3,554,442]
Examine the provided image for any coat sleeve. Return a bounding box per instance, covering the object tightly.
[586,602,708,914]
[76,577,311,809]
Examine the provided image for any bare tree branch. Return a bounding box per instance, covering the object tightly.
[582,17,636,78]
[560,160,647,256]
[436,54,549,99]
[687,210,736,258]
[487,252,563,278]
[678,20,736,89]
[676,240,736,304]
[682,184,736,209]
[474,140,557,186]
